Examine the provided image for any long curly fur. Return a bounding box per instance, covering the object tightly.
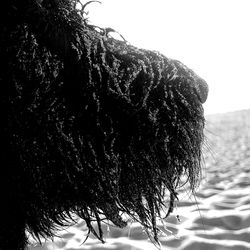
[0,1,208,249]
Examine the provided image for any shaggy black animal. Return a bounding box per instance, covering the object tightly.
[0,1,208,249]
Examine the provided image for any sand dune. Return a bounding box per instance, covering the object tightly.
[29,109,250,250]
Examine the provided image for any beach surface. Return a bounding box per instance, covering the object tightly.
[29,109,250,250]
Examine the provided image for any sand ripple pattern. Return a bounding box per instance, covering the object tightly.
[29,109,250,250]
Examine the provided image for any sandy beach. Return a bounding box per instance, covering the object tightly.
[29,109,250,250]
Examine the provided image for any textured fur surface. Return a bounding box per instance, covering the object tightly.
[0,1,208,249]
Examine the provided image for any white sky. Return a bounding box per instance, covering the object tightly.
[86,0,250,115]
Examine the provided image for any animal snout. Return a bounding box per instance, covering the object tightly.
[194,78,209,104]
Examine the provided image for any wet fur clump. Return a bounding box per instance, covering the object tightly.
[0,1,206,249]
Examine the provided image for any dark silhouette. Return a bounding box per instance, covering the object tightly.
[0,0,208,249]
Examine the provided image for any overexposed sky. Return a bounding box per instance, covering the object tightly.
[86,0,250,115]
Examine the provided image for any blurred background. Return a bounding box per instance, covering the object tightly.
[86,0,250,115]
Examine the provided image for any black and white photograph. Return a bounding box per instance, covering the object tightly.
[1,1,249,250]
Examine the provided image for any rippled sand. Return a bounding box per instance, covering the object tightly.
[29,109,250,250]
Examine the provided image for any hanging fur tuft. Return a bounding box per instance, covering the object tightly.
[0,0,208,249]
